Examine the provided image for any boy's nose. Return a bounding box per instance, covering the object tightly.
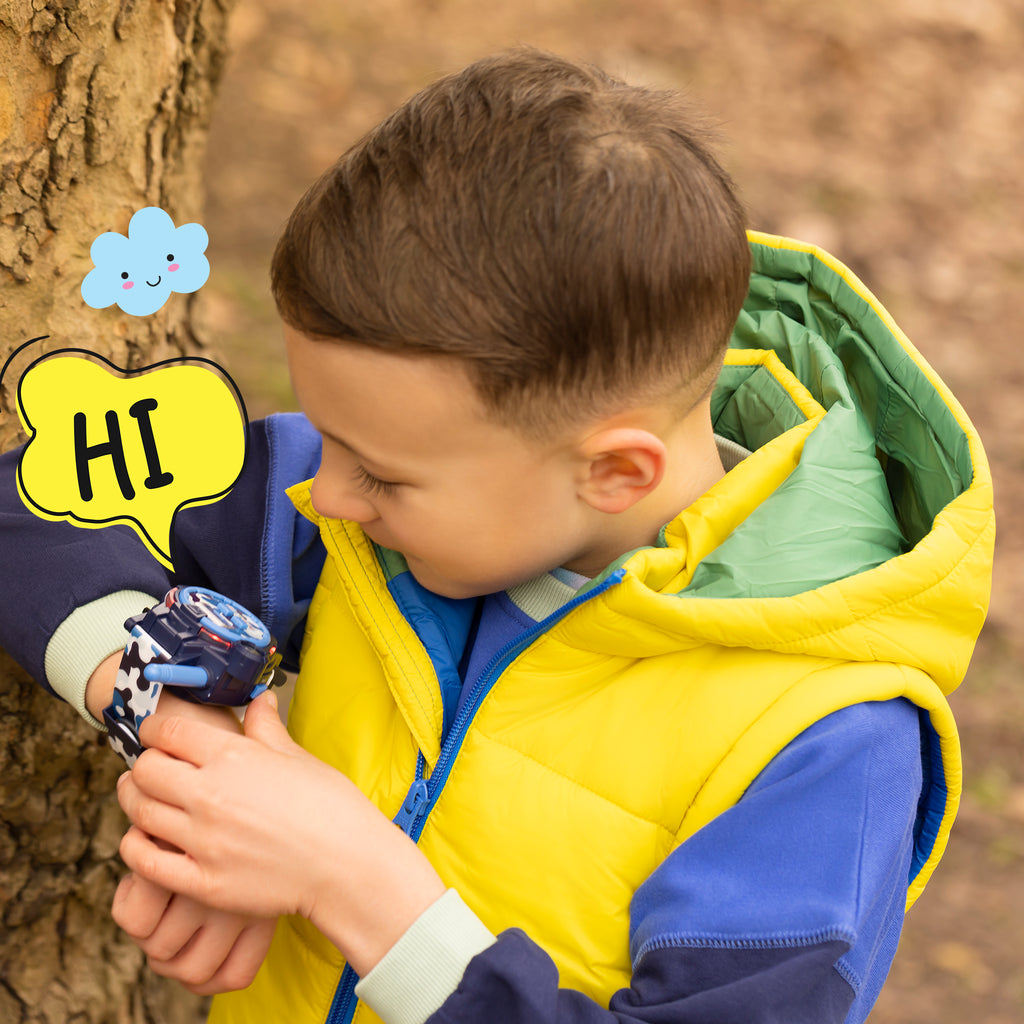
[310,473,379,525]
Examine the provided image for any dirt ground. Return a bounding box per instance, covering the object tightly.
[196,1,1024,1020]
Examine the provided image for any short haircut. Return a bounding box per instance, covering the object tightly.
[272,48,751,435]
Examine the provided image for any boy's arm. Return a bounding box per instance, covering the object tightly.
[0,413,324,722]
[1,413,324,995]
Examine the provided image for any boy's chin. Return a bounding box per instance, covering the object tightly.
[405,561,506,601]
[404,562,471,599]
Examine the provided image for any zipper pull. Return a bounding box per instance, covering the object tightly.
[394,779,430,835]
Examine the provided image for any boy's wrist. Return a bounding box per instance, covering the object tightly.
[45,590,161,729]
[310,837,447,978]
[354,890,496,1024]
[85,651,122,722]
[85,655,244,738]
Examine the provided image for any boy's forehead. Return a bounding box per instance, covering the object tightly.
[283,325,477,403]
[282,325,523,462]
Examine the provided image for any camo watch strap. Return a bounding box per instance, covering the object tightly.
[102,601,176,767]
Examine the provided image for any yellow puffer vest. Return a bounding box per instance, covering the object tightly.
[209,234,993,1024]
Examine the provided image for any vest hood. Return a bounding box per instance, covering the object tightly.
[555,233,994,697]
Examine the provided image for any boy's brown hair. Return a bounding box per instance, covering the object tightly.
[272,48,751,435]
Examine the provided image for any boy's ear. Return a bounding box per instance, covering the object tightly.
[577,428,667,514]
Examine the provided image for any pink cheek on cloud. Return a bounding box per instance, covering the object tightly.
[122,281,134,290]
[168,263,180,272]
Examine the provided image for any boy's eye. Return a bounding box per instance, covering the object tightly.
[353,463,399,498]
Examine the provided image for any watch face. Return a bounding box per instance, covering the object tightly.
[178,585,272,648]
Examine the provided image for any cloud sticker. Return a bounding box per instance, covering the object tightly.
[81,207,210,317]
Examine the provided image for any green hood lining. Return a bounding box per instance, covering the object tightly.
[690,348,907,599]
[739,242,972,547]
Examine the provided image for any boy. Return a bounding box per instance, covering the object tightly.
[0,49,994,1024]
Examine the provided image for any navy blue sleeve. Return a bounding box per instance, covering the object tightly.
[434,931,853,1024]
[428,698,922,1024]
[168,412,324,668]
[0,412,324,690]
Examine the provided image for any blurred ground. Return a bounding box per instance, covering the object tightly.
[196,1,1024,1020]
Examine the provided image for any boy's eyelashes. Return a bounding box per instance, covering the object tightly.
[353,463,400,498]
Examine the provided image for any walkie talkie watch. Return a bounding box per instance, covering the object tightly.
[103,586,282,766]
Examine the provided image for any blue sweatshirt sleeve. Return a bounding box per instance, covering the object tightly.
[0,412,324,692]
[426,698,922,1024]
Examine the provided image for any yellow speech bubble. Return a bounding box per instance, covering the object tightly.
[15,350,247,569]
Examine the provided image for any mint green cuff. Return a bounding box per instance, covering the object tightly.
[44,590,160,730]
[354,890,496,1024]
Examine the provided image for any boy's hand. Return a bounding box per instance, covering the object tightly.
[112,871,276,994]
[116,692,446,976]
[110,690,265,993]
[92,650,264,990]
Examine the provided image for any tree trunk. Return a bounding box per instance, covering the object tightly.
[0,1,233,1020]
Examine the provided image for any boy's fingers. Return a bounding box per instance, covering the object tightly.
[142,897,222,972]
[111,872,173,940]
[186,917,277,995]
[138,711,236,766]
[118,775,194,850]
[120,825,202,899]
[130,747,198,808]
[242,691,291,751]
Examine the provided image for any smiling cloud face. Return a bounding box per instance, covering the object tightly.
[81,207,210,317]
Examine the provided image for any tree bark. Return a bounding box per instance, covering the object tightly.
[0,1,233,1020]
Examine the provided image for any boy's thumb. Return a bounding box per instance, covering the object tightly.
[243,690,288,747]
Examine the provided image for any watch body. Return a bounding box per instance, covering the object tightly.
[103,586,281,765]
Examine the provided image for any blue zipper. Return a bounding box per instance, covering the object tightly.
[393,756,428,834]
[323,569,623,1021]
[325,964,358,1024]
[397,570,622,844]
